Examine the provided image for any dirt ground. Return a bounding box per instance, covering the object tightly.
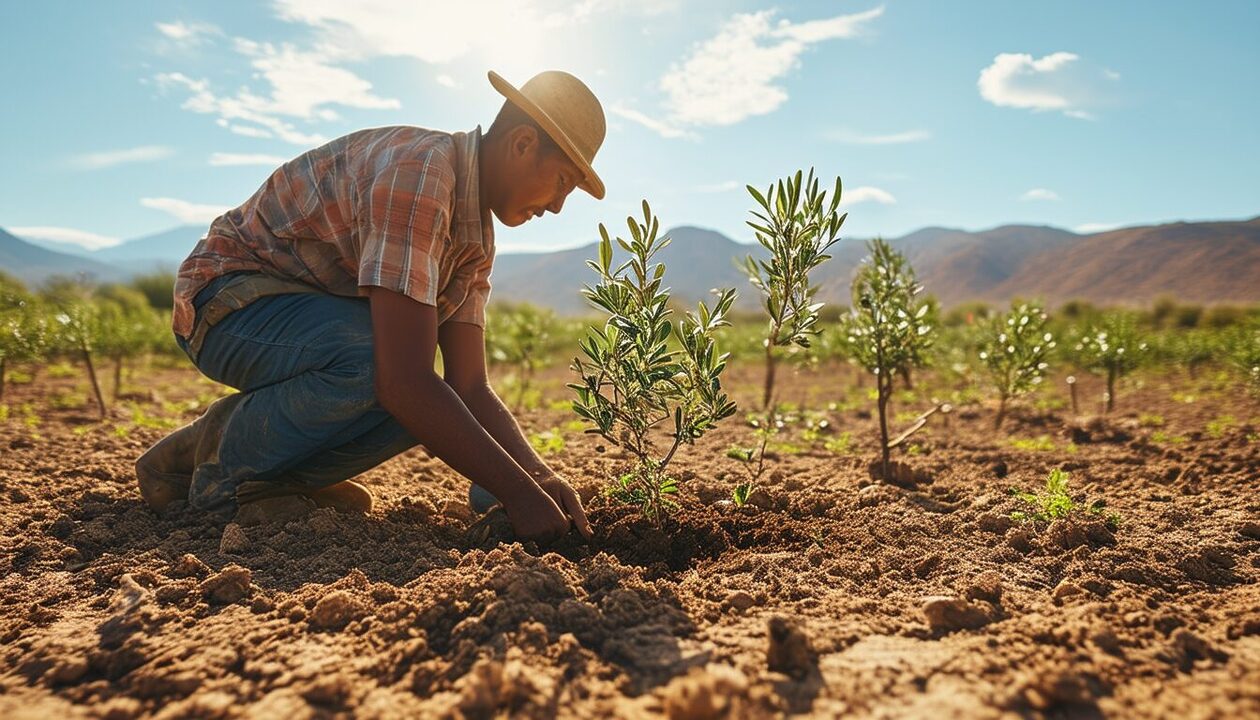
[1,360,1257,719]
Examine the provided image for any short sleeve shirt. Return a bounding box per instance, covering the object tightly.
[171,125,495,339]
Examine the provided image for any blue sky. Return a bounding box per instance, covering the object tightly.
[2,1,1257,254]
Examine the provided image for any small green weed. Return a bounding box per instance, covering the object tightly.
[528,429,566,455]
[1007,435,1057,452]
[1206,415,1236,439]
[1150,430,1188,445]
[1010,468,1119,525]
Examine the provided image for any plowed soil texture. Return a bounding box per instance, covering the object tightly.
[1,363,1258,719]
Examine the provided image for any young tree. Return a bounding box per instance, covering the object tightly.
[570,201,738,522]
[739,169,845,409]
[54,301,108,418]
[1074,313,1147,413]
[95,286,160,400]
[486,302,559,411]
[980,302,1055,428]
[839,238,935,480]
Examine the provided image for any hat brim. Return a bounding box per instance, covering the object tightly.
[488,71,605,200]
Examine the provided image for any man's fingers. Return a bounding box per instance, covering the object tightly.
[564,492,594,540]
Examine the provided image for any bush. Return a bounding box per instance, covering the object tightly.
[980,302,1054,428]
[839,238,935,479]
[1073,313,1147,413]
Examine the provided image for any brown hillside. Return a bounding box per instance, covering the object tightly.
[990,217,1260,306]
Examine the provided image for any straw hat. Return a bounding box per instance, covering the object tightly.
[488,70,606,200]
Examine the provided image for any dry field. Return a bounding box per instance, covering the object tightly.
[1,362,1258,718]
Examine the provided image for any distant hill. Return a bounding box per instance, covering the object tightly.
[0,227,122,285]
[490,217,1260,311]
[93,224,205,269]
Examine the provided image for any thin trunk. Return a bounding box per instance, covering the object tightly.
[82,346,106,419]
[113,357,123,401]
[877,372,892,480]
[1069,380,1079,415]
[0,357,6,402]
[762,343,777,410]
[994,395,1007,430]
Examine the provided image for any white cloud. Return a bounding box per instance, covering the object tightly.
[841,186,896,206]
[155,20,220,45]
[226,124,274,139]
[156,71,329,146]
[140,197,231,224]
[609,103,694,139]
[660,6,883,127]
[436,74,458,88]
[1074,222,1121,234]
[69,145,174,170]
[826,128,931,145]
[977,51,1113,118]
[1020,188,1059,201]
[9,226,121,251]
[232,39,400,117]
[208,152,288,167]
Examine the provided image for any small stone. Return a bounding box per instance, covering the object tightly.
[922,596,991,632]
[199,564,252,605]
[767,616,815,678]
[723,590,756,612]
[219,523,249,554]
[1239,521,1260,540]
[964,570,1004,604]
[170,553,209,579]
[309,590,365,630]
[989,461,1009,479]
[1052,581,1085,603]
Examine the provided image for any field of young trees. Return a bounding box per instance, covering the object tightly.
[2,174,1258,717]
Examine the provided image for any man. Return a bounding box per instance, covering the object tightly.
[136,70,603,543]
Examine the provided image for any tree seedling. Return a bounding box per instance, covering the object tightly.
[979,302,1055,429]
[570,201,738,522]
[1074,314,1147,413]
[839,239,936,481]
[739,168,845,409]
[487,303,560,411]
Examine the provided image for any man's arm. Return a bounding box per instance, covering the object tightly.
[368,287,569,542]
[439,319,592,539]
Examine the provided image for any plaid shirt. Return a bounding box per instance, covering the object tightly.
[172,126,495,339]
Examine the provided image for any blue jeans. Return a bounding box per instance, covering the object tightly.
[177,275,417,514]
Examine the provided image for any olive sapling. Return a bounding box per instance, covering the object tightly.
[570,201,738,522]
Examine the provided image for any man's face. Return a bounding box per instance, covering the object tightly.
[492,127,582,227]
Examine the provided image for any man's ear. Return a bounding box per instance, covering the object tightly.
[509,125,539,160]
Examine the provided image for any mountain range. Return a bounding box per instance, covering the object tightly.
[2,216,1258,309]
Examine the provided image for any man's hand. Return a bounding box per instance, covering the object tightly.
[538,475,593,540]
[504,488,571,542]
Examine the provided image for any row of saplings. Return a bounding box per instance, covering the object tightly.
[564,170,1259,525]
[0,279,173,416]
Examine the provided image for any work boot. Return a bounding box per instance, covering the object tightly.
[136,393,244,511]
[237,479,375,515]
[468,483,499,514]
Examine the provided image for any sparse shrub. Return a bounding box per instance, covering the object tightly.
[839,238,936,480]
[1010,468,1118,526]
[487,303,560,411]
[1074,313,1147,413]
[979,302,1055,428]
[1223,326,1260,399]
[52,300,108,418]
[739,169,845,409]
[569,201,738,522]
